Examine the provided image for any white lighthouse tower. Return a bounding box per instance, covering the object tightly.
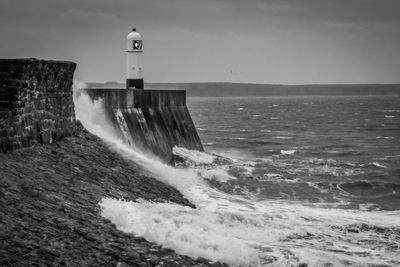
[126,28,144,89]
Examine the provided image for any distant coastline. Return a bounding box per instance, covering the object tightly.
[85,82,400,97]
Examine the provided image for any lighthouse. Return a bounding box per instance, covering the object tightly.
[126,28,144,89]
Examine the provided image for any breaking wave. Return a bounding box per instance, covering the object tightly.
[74,89,400,266]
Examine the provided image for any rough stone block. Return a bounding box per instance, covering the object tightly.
[0,58,79,152]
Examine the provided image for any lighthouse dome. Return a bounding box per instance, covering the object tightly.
[127,28,142,41]
[127,28,143,51]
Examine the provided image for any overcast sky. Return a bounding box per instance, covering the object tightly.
[1,0,399,84]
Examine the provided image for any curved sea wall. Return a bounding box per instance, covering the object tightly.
[83,88,204,164]
[0,58,79,152]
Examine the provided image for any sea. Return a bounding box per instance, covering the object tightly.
[75,92,400,267]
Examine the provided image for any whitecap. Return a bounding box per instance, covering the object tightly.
[273,136,292,140]
[198,168,237,182]
[371,162,388,169]
[280,149,296,155]
[376,136,394,139]
[231,137,248,140]
[173,146,216,165]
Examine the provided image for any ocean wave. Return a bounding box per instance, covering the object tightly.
[255,155,364,179]
[308,165,360,177]
[280,149,296,155]
[379,154,400,160]
[273,136,292,140]
[173,147,254,183]
[101,195,400,267]
[199,168,237,183]
[254,173,284,182]
[376,136,394,139]
[173,146,216,165]
[370,162,388,169]
[230,137,248,140]
[76,92,400,267]
[338,181,400,193]
[382,109,400,113]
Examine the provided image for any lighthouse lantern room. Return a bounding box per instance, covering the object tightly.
[126,28,144,89]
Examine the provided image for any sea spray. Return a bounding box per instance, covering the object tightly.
[74,89,400,266]
[99,198,260,266]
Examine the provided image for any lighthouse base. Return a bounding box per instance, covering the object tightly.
[126,78,144,89]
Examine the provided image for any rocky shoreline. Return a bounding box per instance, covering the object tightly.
[0,130,226,266]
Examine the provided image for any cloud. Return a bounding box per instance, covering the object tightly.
[0,0,399,83]
[59,8,124,29]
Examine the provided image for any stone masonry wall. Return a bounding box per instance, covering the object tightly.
[0,58,79,152]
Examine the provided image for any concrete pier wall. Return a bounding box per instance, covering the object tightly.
[83,88,203,163]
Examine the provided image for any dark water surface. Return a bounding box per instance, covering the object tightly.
[188,95,400,211]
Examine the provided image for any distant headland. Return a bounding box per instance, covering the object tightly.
[85,82,400,97]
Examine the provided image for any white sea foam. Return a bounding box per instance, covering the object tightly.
[231,137,248,140]
[258,173,299,184]
[74,88,400,267]
[100,198,260,266]
[382,109,400,113]
[273,136,292,140]
[100,195,400,267]
[280,149,296,155]
[200,168,237,182]
[173,147,247,183]
[173,146,216,164]
[371,162,388,169]
[376,136,394,139]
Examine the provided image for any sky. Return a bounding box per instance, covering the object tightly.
[1,0,400,84]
